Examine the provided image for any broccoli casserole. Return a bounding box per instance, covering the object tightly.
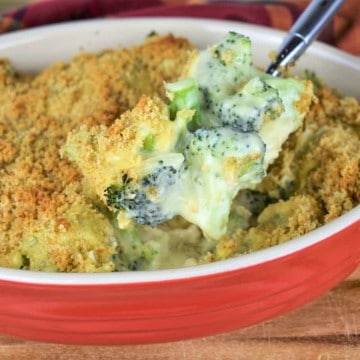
[0,33,359,272]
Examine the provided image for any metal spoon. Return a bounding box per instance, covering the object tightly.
[266,0,345,76]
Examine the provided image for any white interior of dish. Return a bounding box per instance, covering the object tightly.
[0,18,359,284]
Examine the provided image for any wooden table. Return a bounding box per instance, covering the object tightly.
[0,267,359,359]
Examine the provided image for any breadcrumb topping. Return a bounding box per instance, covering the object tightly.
[0,35,195,271]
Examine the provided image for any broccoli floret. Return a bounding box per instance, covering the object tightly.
[189,32,255,129]
[186,32,313,166]
[176,127,265,239]
[216,77,284,132]
[62,96,191,228]
[105,158,182,226]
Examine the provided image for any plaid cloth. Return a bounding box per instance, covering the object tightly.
[0,0,359,55]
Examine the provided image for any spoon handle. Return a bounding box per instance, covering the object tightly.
[266,0,345,76]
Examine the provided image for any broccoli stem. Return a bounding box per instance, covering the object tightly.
[166,78,201,129]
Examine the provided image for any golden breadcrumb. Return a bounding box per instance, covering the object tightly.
[234,195,322,253]
[0,35,195,271]
[201,194,322,262]
[61,95,187,204]
[258,86,360,211]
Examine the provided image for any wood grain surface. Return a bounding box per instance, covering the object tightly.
[0,266,359,360]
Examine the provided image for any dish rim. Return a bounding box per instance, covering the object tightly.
[0,17,359,285]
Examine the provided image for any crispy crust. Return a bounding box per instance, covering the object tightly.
[0,35,195,271]
[61,95,180,202]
